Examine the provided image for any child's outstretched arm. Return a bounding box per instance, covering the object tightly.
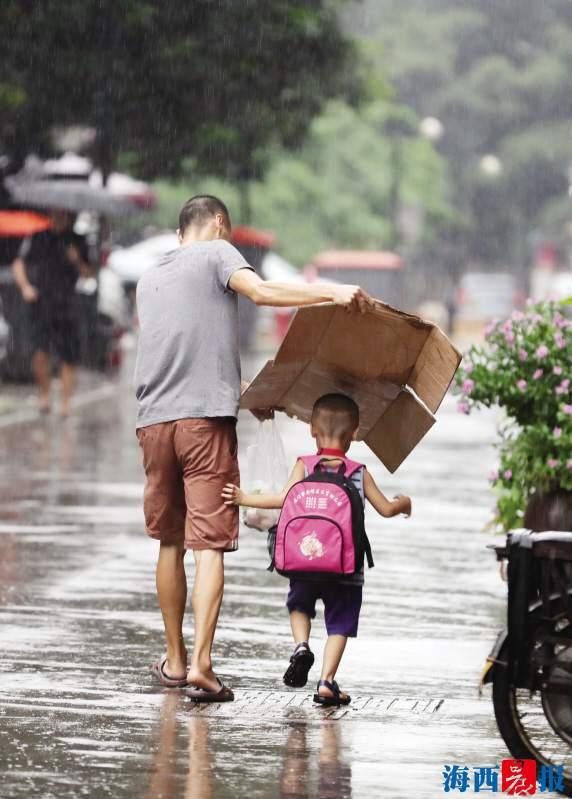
[222,460,305,510]
[363,469,412,518]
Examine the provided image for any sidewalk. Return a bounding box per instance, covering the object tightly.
[0,367,119,427]
[0,356,530,799]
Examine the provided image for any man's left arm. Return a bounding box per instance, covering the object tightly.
[241,379,273,420]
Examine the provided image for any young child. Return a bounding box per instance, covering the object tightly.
[222,393,412,706]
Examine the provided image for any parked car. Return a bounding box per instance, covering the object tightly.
[259,252,304,342]
[305,250,405,308]
[550,270,572,301]
[455,271,520,324]
[75,267,130,372]
[107,231,178,291]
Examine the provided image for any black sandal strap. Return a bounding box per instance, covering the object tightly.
[316,679,339,697]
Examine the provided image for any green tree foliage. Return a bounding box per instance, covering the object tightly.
[150,97,451,266]
[352,0,572,271]
[0,0,356,182]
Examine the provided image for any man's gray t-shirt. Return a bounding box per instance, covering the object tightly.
[134,239,252,428]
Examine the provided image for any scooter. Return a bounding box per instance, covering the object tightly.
[481,530,572,796]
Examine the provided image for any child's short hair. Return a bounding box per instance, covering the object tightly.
[311,394,359,438]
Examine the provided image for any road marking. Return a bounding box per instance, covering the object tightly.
[186,690,445,719]
[0,523,81,534]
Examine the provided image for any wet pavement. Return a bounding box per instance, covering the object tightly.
[0,354,535,798]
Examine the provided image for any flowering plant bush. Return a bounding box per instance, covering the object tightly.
[455,300,572,531]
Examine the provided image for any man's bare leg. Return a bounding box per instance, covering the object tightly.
[32,350,51,412]
[187,549,224,691]
[60,362,76,417]
[156,541,188,678]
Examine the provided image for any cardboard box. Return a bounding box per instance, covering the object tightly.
[240,301,462,472]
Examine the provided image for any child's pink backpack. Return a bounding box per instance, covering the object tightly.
[268,455,374,579]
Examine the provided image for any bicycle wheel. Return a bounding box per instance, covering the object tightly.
[492,596,572,796]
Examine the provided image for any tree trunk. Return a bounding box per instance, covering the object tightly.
[239,180,252,225]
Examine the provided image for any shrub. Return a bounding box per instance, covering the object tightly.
[455,300,572,531]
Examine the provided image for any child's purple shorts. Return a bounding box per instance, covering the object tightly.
[286,579,363,638]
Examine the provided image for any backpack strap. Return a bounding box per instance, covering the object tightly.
[363,532,374,569]
[299,454,364,479]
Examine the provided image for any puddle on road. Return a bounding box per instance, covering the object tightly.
[0,393,525,798]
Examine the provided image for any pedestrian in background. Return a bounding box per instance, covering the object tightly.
[12,209,92,416]
[135,194,372,702]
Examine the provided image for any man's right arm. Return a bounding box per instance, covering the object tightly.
[12,257,38,303]
[228,268,372,313]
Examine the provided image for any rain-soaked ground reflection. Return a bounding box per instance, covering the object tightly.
[146,694,353,799]
[0,359,530,798]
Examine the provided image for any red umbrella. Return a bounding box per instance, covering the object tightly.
[0,210,51,237]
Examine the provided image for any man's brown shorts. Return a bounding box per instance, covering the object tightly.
[136,418,239,551]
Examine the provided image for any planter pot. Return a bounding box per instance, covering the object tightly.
[524,489,572,533]
[524,489,572,582]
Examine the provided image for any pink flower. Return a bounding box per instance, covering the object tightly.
[567,460,572,470]
[556,379,570,396]
[517,379,528,392]
[462,379,475,395]
[464,361,474,374]
[548,459,559,469]
[554,313,567,329]
[503,469,512,480]
[536,345,549,359]
[484,320,498,338]
[555,333,566,349]
[562,404,572,415]
[554,366,563,375]
[512,310,524,322]
[457,401,469,415]
[518,349,528,362]
[533,369,543,380]
[554,427,562,439]
[504,332,515,346]
[489,470,499,483]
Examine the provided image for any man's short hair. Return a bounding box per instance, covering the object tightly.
[178,195,231,236]
[311,393,360,438]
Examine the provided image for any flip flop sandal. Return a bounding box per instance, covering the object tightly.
[313,679,351,707]
[151,656,188,688]
[283,643,315,688]
[186,677,234,703]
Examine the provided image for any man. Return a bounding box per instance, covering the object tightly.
[135,194,371,701]
[12,209,91,416]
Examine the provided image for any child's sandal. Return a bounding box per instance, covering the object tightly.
[313,679,351,707]
[283,642,315,688]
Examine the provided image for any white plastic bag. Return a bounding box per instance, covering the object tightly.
[243,419,289,531]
